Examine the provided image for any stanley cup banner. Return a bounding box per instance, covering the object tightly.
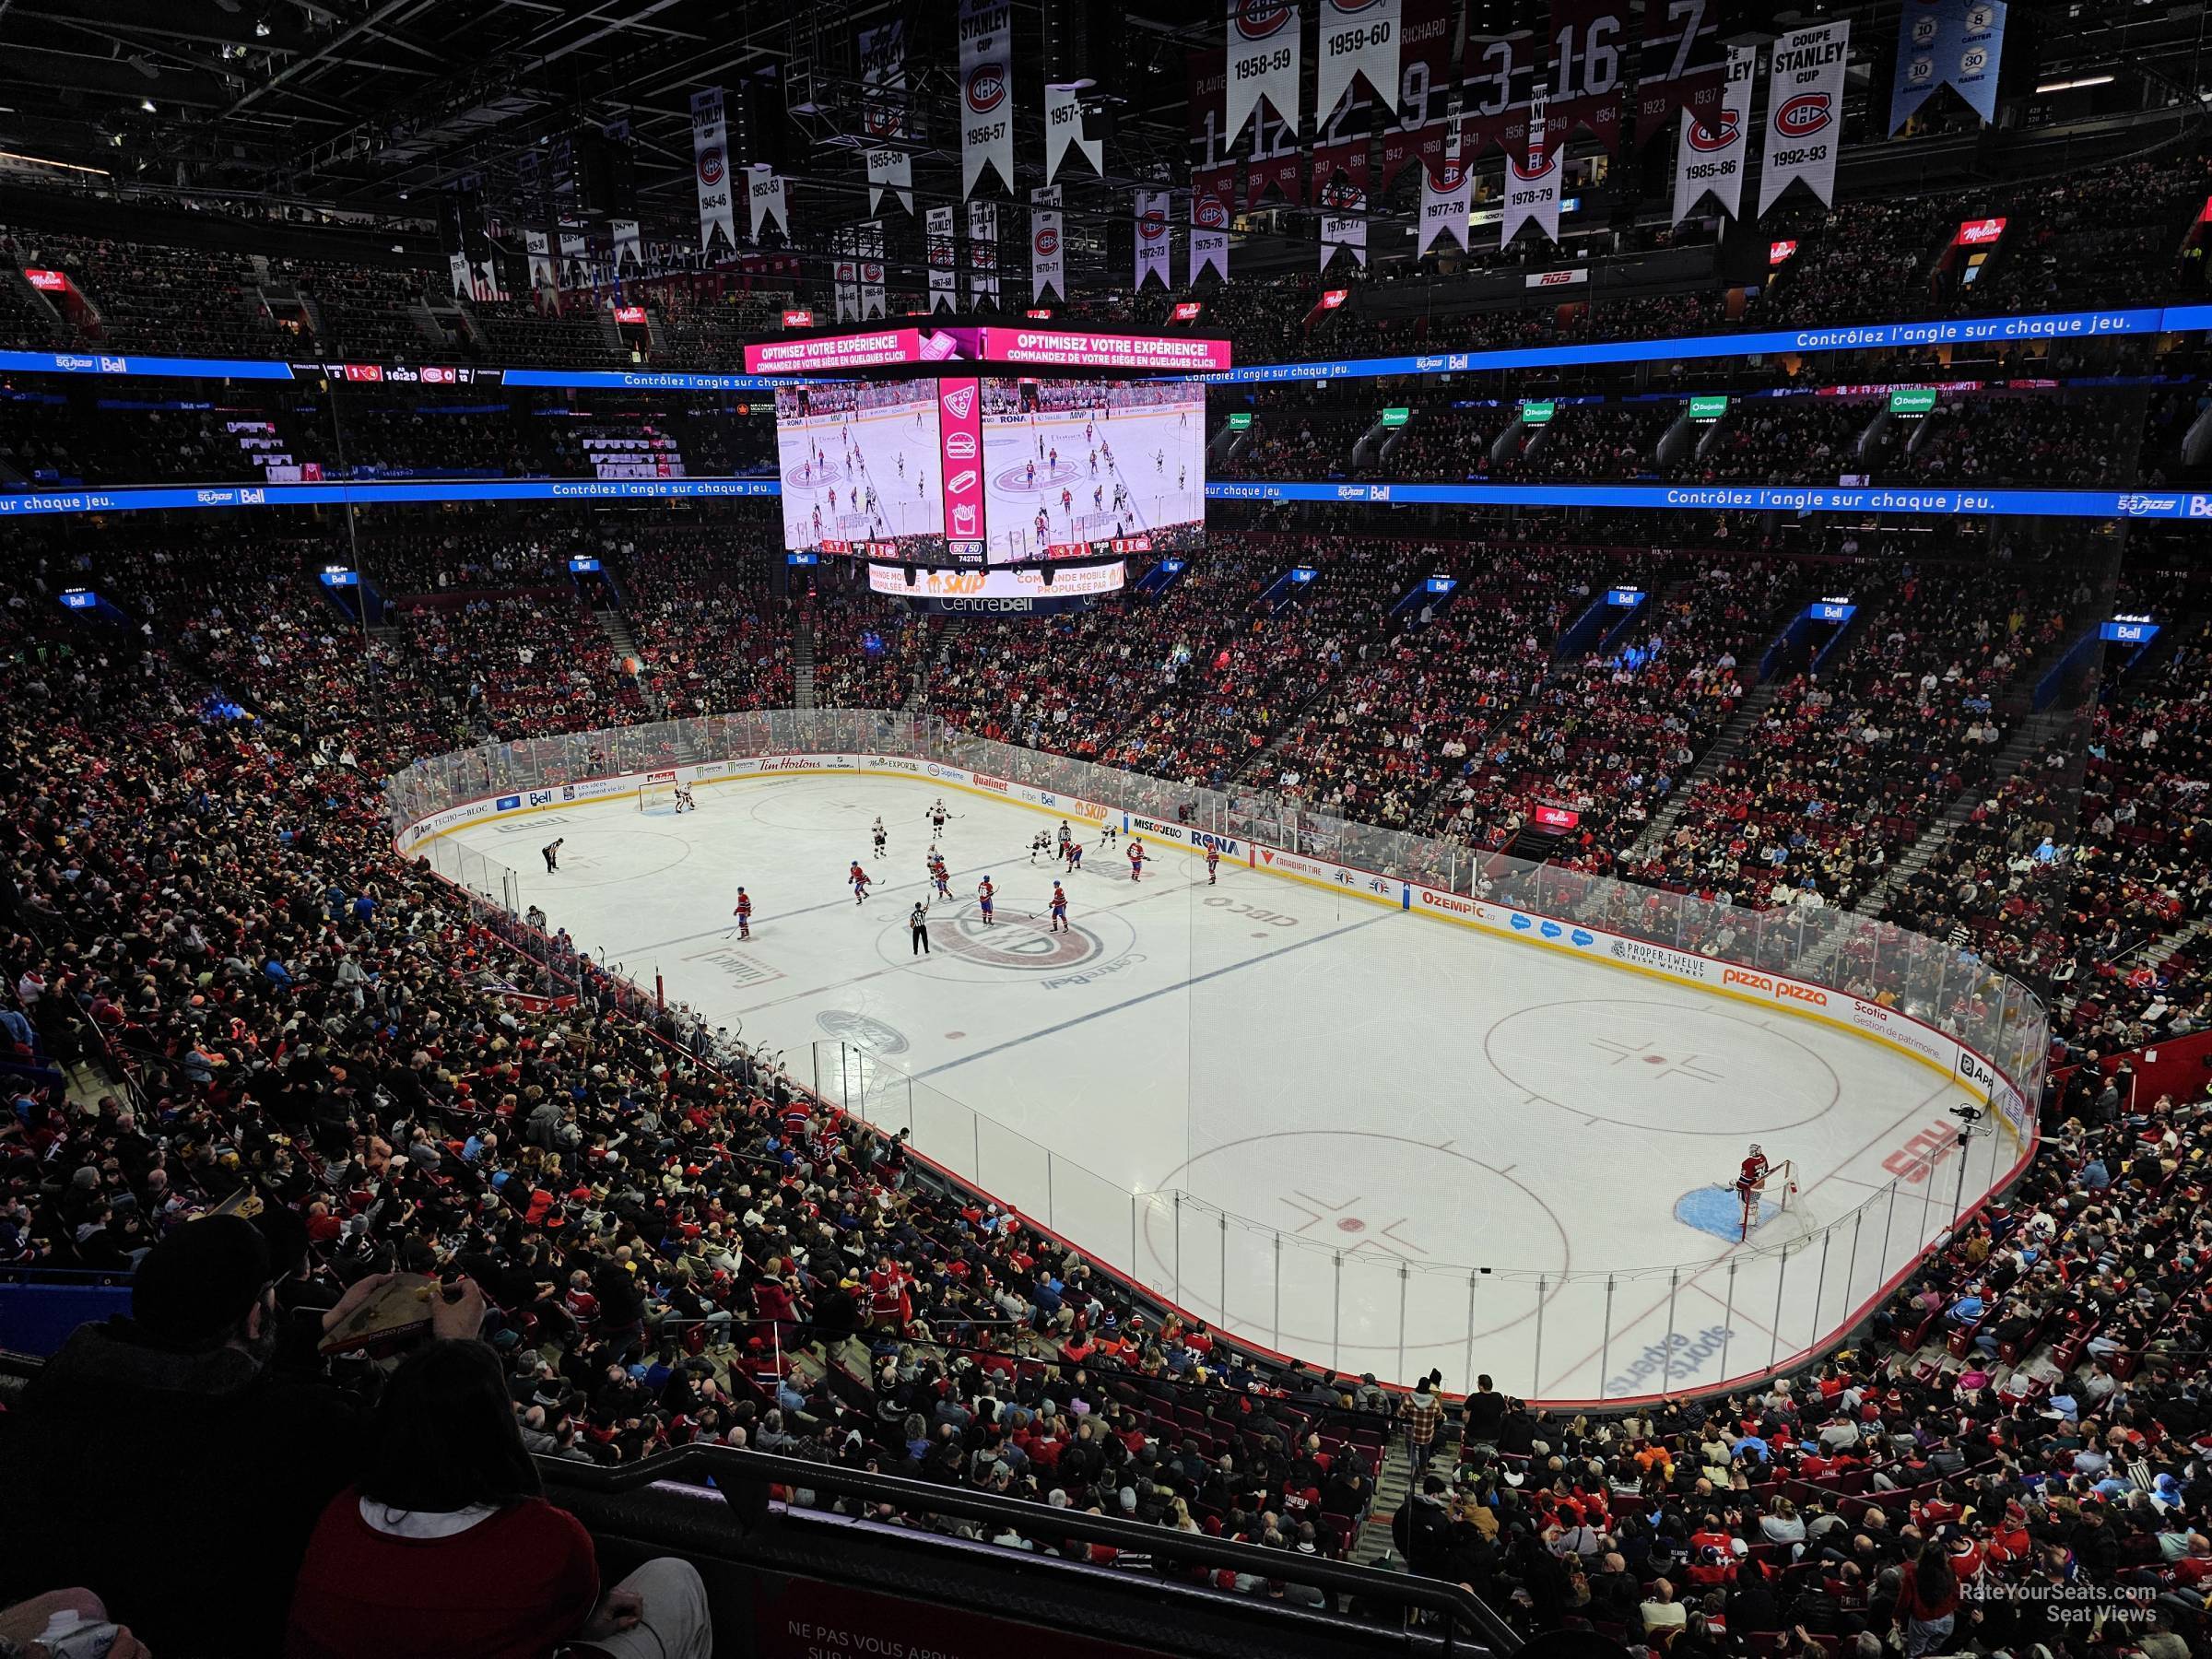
[1502,100,1564,246]
[524,229,556,295]
[858,20,914,213]
[1542,0,1626,160]
[968,198,1000,307]
[1671,43,1758,223]
[747,167,789,241]
[1890,0,2006,132]
[1319,168,1369,271]
[926,205,959,312]
[1637,0,1730,144]
[610,218,641,277]
[1418,119,1474,256]
[1316,0,1402,131]
[958,0,1015,198]
[1190,175,1230,285]
[859,220,887,320]
[1759,19,1850,213]
[1222,0,1302,147]
[1134,188,1174,290]
[689,88,735,256]
[1031,185,1065,303]
[832,229,860,323]
[1045,83,1102,182]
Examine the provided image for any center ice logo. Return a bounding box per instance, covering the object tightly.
[929,910,1108,974]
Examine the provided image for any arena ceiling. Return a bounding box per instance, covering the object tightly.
[0,0,2196,264]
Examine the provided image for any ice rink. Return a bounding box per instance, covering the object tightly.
[776,396,941,549]
[982,395,1205,560]
[448,771,2010,1401]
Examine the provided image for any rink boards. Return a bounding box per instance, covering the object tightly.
[395,748,2036,1158]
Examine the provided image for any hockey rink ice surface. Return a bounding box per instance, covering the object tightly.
[450,773,2003,1401]
[982,397,1205,560]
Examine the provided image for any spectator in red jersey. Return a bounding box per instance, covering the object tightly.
[285,1338,712,1659]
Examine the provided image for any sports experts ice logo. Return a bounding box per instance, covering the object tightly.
[941,386,975,419]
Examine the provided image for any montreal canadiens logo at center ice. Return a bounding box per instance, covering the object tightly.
[1235,0,1294,40]
[966,64,1006,112]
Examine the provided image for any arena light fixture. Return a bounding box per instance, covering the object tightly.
[2034,74,2113,94]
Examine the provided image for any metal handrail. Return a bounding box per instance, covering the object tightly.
[537,1440,1522,1653]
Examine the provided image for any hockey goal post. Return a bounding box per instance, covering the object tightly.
[1735,1159,1801,1240]
[637,778,681,814]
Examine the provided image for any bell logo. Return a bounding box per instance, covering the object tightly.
[1774,94,1831,137]
[966,65,1006,112]
[942,387,974,419]
[1234,0,1293,41]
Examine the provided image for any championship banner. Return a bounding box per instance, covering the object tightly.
[1395,0,1455,130]
[926,205,958,312]
[1503,100,1563,246]
[747,167,789,241]
[859,220,887,320]
[1418,120,1474,255]
[1319,169,1369,271]
[858,21,914,214]
[958,0,1015,198]
[1636,0,1729,144]
[1543,0,1625,159]
[1316,0,1402,129]
[1134,188,1173,290]
[689,88,736,256]
[1463,28,1536,161]
[832,229,859,324]
[1760,20,1849,213]
[1045,83,1101,182]
[1189,48,1230,165]
[1222,0,1302,147]
[1030,185,1065,303]
[1191,177,1230,285]
[1671,44,1758,224]
[524,229,556,295]
[610,218,641,277]
[1891,0,2006,132]
[559,232,589,291]
[968,198,1000,307]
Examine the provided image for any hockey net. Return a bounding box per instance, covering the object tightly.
[1733,1159,1801,1241]
[638,780,681,814]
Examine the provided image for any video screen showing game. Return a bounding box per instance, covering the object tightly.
[981,379,1206,565]
[774,381,945,559]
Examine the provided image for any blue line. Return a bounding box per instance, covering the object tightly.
[911,911,1393,1082]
